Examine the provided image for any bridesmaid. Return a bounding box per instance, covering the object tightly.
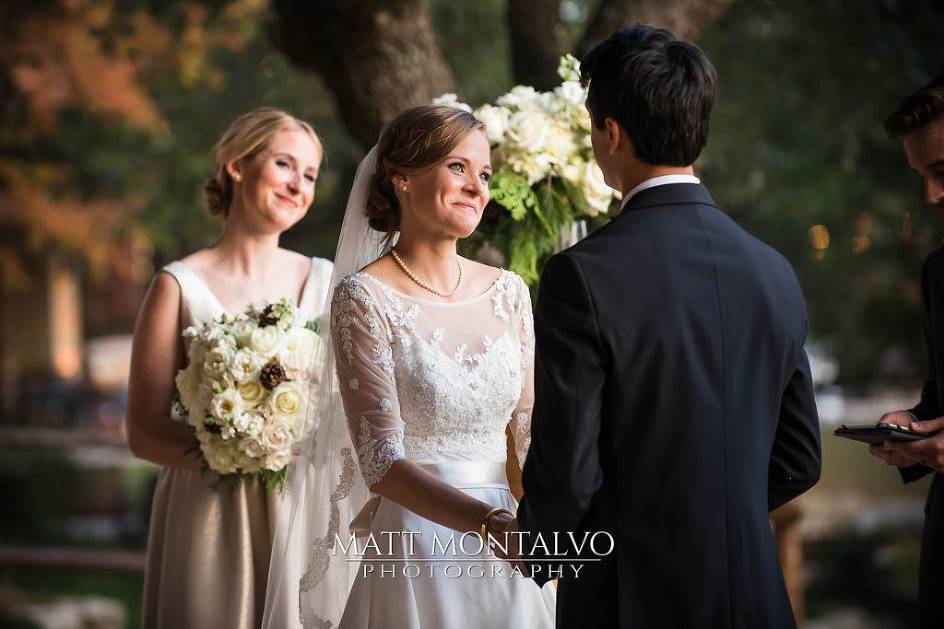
[127,107,333,629]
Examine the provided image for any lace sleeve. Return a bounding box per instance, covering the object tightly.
[331,275,405,487]
[510,274,535,469]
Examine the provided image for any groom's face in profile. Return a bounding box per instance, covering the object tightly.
[903,116,944,208]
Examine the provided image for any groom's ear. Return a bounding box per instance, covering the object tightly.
[604,118,623,155]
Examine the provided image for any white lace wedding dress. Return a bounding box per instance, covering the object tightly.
[329,268,555,629]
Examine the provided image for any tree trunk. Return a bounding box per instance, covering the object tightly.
[507,0,563,89]
[578,0,736,57]
[269,0,455,148]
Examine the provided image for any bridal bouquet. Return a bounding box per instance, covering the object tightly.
[434,55,618,284]
[174,298,322,490]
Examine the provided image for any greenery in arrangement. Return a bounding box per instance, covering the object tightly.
[435,56,617,285]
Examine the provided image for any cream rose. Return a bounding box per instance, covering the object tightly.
[261,421,293,451]
[240,437,266,460]
[237,380,266,407]
[268,381,307,422]
[264,450,292,472]
[249,325,284,358]
[507,111,549,154]
[231,319,255,347]
[582,161,615,217]
[230,348,263,384]
[279,327,318,372]
[474,104,509,145]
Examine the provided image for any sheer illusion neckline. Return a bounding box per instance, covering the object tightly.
[356,268,507,308]
[174,258,317,315]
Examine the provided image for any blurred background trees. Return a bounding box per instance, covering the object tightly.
[2,2,944,626]
[1,0,943,382]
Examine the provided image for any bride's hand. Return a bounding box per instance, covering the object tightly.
[487,512,527,571]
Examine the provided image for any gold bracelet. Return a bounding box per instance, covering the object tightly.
[480,507,514,541]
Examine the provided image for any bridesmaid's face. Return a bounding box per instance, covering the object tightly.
[400,129,491,240]
[230,128,322,232]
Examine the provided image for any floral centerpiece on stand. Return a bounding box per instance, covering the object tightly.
[173,298,322,490]
[434,54,618,285]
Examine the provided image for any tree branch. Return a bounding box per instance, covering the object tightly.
[577,0,735,57]
[270,0,455,147]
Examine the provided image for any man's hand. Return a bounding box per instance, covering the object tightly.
[869,411,921,467]
[486,512,527,572]
[884,416,944,471]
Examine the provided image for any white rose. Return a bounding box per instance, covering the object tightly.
[202,436,238,474]
[186,386,211,429]
[210,389,242,421]
[507,111,549,155]
[431,93,472,113]
[261,421,293,451]
[237,380,266,407]
[497,85,541,111]
[240,437,266,460]
[582,161,615,217]
[279,327,318,372]
[174,364,200,411]
[554,80,586,107]
[230,348,263,384]
[264,450,292,472]
[504,150,553,185]
[544,124,579,167]
[267,380,307,422]
[249,326,284,358]
[231,319,255,347]
[474,104,509,145]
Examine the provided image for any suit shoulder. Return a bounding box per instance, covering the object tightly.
[924,243,944,271]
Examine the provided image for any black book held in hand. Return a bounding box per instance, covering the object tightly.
[834,422,928,445]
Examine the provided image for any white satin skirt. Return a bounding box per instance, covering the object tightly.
[339,461,556,629]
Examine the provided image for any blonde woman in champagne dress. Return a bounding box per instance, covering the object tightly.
[127,107,331,629]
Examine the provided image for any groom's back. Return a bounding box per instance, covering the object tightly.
[548,183,818,628]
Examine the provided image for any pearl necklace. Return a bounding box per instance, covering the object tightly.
[389,249,463,298]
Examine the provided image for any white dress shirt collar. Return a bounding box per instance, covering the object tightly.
[620,174,701,211]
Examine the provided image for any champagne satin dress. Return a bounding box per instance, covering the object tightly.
[141,257,332,629]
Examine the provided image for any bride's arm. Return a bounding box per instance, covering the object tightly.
[331,278,495,534]
[126,272,202,468]
[510,276,535,471]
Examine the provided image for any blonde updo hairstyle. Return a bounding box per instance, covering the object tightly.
[203,107,323,217]
[367,105,485,235]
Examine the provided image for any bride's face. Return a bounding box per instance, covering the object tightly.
[400,130,492,240]
[229,128,322,232]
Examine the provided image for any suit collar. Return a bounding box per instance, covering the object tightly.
[619,182,718,215]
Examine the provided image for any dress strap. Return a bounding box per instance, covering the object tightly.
[298,257,334,319]
[161,261,226,325]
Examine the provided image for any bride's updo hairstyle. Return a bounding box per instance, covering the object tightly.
[203,107,322,218]
[367,105,484,234]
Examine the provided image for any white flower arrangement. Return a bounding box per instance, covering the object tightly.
[435,55,618,284]
[173,298,322,490]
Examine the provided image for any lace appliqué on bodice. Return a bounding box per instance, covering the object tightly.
[330,269,535,487]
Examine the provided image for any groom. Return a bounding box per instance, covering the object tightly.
[514,26,822,628]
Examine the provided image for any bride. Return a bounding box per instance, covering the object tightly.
[264,105,555,628]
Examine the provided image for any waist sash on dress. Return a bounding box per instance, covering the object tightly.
[349,461,508,537]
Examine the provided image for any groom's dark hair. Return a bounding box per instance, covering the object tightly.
[885,71,944,139]
[581,25,716,166]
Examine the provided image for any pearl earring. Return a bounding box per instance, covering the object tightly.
[400,183,407,191]
[234,174,241,182]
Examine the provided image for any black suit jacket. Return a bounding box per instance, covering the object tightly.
[899,246,944,628]
[517,183,821,629]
